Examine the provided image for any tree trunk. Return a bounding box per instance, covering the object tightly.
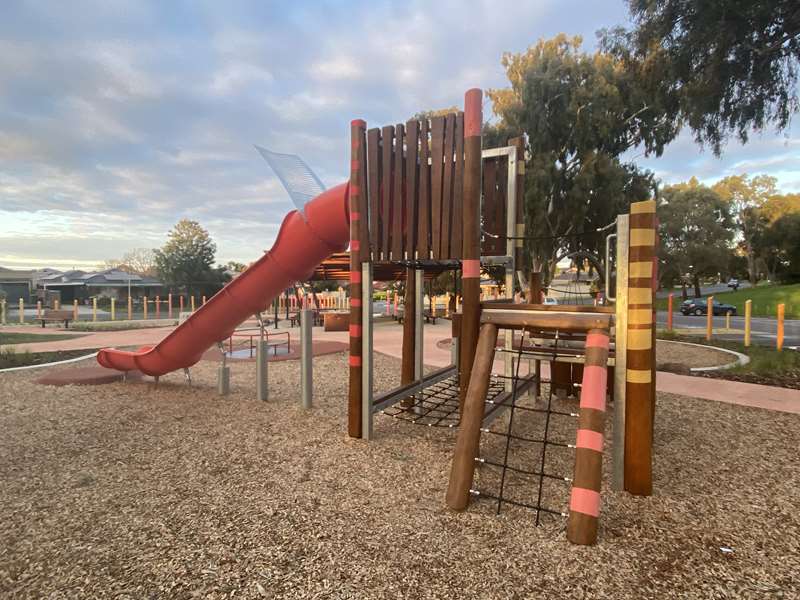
[692,274,701,298]
[681,281,688,300]
[745,242,757,284]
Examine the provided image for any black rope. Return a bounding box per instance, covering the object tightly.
[534,330,560,526]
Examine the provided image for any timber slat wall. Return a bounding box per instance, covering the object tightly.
[360,112,465,261]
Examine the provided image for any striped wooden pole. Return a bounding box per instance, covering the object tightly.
[667,293,673,331]
[624,198,656,496]
[459,88,483,404]
[348,118,368,438]
[567,328,610,545]
[777,303,785,351]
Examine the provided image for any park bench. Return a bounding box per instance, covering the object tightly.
[40,309,73,329]
[424,311,438,324]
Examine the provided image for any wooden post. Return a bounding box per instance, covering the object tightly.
[348,119,368,438]
[0,299,5,325]
[54,299,60,310]
[446,322,499,510]
[725,310,731,332]
[567,329,610,545]
[73,299,78,322]
[127,296,132,320]
[667,293,673,331]
[459,88,483,405]
[706,296,713,341]
[744,299,752,346]
[155,295,160,319]
[168,293,173,319]
[777,303,785,351]
[92,297,97,322]
[19,298,25,324]
[179,295,184,314]
[37,300,42,320]
[202,295,207,305]
[624,199,656,496]
[143,296,148,320]
[510,136,527,291]
[190,296,196,312]
[110,298,116,320]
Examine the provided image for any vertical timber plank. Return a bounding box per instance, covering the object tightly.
[452,112,464,259]
[430,116,445,260]
[405,120,419,257]
[367,128,381,258]
[417,119,431,258]
[440,113,456,258]
[391,123,405,259]
[380,125,394,260]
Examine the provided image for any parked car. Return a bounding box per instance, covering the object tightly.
[727,278,740,291]
[543,296,558,305]
[680,298,738,316]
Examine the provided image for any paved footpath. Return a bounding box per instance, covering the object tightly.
[2,321,798,414]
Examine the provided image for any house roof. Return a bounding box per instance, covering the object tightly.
[36,268,162,287]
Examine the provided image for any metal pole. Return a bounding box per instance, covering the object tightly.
[504,145,517,392]
[744,299,752,347]
[217,342,230,396]
[301,307,313,409]
[612,214,629,491]
[361,262,374,439]
[414,269,424,383]
[256,313,268,402]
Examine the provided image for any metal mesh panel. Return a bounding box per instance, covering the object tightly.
[256,146,326,211]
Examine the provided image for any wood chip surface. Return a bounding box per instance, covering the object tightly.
[1,353,798,598]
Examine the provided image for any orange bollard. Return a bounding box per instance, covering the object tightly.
[667,293,673,331]
[706,296,713,341]
[777,303,785,351]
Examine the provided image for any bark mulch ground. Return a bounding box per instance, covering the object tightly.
[1,353,798,598]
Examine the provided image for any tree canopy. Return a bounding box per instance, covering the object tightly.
[486,34,672,280]
[154,220,226,295]
[602,0,800,153]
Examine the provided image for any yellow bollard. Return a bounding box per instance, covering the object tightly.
[726,311,731,332]
[73,299,78,321]
[127,296,132,320]
[143,296,148,320]
[191,296,196,311]
[744,299,752,347]
[706,296,713,341]
[37,300,42,319]
[777,303,785,351]
[19,297,24,324]
[202,295,207,305]
[92,297,97,322]
[111,298,116,321]
[0,299,5,325]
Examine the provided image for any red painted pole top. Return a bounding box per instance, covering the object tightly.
[464,88,482,137]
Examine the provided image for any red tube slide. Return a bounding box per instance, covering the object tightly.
[97,183,350,376]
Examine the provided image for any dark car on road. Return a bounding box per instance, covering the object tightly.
[680,298,738,316]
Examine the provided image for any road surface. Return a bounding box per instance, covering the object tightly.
[656,311,799,349]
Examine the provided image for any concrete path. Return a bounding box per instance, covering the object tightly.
[2,320,798,414]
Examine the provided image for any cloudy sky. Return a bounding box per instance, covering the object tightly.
[1,1,798,270]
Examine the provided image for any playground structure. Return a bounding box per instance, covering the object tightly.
[93,88,657,545]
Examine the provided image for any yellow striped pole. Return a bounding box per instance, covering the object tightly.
[777,303,785,351]
[143,296,148,320]
[111,298,116,320]
[73,299,79,322]
[92,297,97,322]
[744,299,752,347]
[725,310,731,332]
[706,296,713,341]
[19,297,24,324]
